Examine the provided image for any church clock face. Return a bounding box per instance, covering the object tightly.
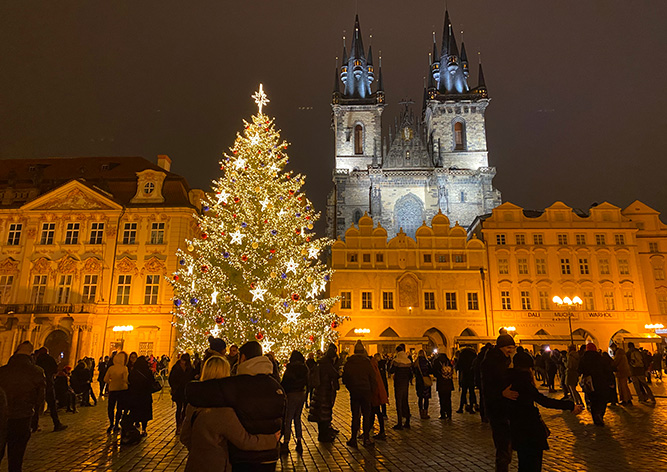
[402,126,414,141]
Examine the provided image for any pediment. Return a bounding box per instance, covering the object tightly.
[22,180,121,212]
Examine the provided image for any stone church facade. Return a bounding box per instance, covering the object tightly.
[326,12,501,240]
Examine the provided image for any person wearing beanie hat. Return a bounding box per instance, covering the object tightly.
[579,342,615,426]
[507,349,582,470]
[341,341,376,447]
[496,334,516,349]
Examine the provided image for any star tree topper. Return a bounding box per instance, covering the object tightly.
[252,84,270,114]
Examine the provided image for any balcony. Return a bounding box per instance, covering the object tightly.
[0,304,94,315]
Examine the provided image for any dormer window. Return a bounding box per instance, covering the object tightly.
[144,182,155,195]
[354,60,361,67]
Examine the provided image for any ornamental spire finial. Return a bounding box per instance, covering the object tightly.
[252,84,269,114]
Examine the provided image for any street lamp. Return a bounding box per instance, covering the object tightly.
[112,325,134,351]
[552,296,582,346]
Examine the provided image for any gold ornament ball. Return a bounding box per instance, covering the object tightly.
[307,304,315,313]
[270,271,277,278]
[306,276,313,283]
[301,249,308,255]
[252,242,259,249]
[307,224,313,230]
[255,186,261,192]
[187,244,194,252]
[282,325,291,334]
[267,203,273,209]
[224,296,231,303]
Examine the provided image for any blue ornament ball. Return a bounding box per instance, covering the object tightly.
[203,206,210,212]
[283,301,289,307]
[190,297,199,305]
[306,206,311,210]
[324,275,330,281]
[296,213,301,217]
[266,308,271,313]
[241,222,247,228]
[174,299,182,307]
[268,255,272,260]
[223,252,230,258]
[271,230,277,235]
[319,304,326,311]
[179,259,186,265]
[281,273,287,279]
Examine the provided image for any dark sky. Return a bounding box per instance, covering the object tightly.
[2,1,667,230]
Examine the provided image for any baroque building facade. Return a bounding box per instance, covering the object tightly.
[326,12,501,241]
[0,156,202,364]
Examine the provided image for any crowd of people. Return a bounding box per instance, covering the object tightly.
[0,333,663,472]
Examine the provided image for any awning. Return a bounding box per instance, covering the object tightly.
[454,336,497,345]
[615,333,663,344]
[338,337,429,344]
[516,335,585,345]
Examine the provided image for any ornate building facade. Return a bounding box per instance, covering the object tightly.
[326,12,501,241]
[0,156,202,364]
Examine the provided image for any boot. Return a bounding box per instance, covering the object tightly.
[280,441,289,454]
[419,408,425,419]
[295,439,303,455]
[403,417,411,429]
[423,409,430,419]
[362,434,374,447]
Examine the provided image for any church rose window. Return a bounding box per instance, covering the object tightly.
[394,195,424,239]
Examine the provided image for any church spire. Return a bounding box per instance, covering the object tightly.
[437,9,470,94]
[340,15,374,99]
[460,40,469,78]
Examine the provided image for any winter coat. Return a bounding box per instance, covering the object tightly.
[181,405,278,472]
[481,347,511,419]
[565,351,581,386]
[35,352,58,385]
[128,364,155,423]
[370,357,388,407]
[0,354,45,419]
[342,354,376,397]
[186,356,285,465]
[70,364,91,394]
[97,361,108,383]
[377,358,389,393]
[611,348,631,378]
[579,350,613,402]
[626,347,647,377]
[169,363,195,403]
[104,355,129,392]
[281,361,309,394]
[472,350,485,388]
[456,347,477,388]
[389,351,413,386]
[305,358,317,388]
[507,369,574,452]
[653,352,663,370]
[413,356,432,399]
[432,354,455,392]
[308,348,340,424]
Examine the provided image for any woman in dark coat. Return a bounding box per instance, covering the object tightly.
[280,350,309,454]
[579,343,613,426]
[128,356,155,436]
[70,361,92,406]
[308,343,340,442]
[508,351,582,471]
[432,352,455,419]
[168,353,194,434]
[413,350,433,419]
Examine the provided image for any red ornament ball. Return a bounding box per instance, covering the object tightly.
[256,332,264,340]
[201,233,208,239]
[331,321,339,329]
[291,293,300,301]
[173,275,179,281]
[201,265,209,273]
[270,249,276,253]
[241,254,248,262]
[289,190,295,195]
[309,335,315,343]
[215,316,224,324]
[234,197,240,203]
[306,237,311,242]
[295,229,301,234]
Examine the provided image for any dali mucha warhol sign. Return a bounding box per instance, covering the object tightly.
[518,311,619,321]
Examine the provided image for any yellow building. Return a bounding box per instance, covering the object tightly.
[330,212,491,355]
[0,156,202,364]
[472,201,658,350]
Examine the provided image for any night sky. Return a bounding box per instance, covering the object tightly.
[2,1,667,231]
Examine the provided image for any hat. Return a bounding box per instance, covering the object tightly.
[513,351,534,369]
[354,340,366,355]
[586,342,598,352]
[208,336,227,353]
[496,334,516,348]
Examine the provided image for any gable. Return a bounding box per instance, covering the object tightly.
[22,180,121,211]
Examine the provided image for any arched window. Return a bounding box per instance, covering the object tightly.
[394,194,424,239]
[354,125,363,155]
[454,121,465,150]
[353,209,363,224]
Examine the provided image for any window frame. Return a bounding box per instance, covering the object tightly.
[150,222,165,245]
[144,274,160,305]
[382,291,394,310]
[89,222,105,245]
[7,223,22,246]
[122,222,137,245]
[40,222,55,245]
[424,291,436,310]
[361,291,373,310]
[64,222,80,245]
[116,275,132,305]
[340,291,352,309]
[444,291,457,310]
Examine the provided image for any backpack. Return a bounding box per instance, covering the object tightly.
[629,350,644,369]
[440,364,453,380]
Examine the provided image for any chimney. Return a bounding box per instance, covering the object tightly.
[157,154,172,172]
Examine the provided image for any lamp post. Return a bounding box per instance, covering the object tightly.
[552,296,582,346]
[112,325,134,351]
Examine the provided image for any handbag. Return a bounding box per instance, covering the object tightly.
[416,360,433,387]
[138,369,162,393]
[579,375,594,394]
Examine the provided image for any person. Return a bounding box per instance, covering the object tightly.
[226,344,240,374]
[534,351,547,386]
[456,346,477,414]
[33,347,67,432]
[280,350,308,454]
[578,343,613,426]
[305,352,317,408]
[70,360,92,407]
[564,345,583,406]
[432,351,455,419]
[265,352,280,382]
[389,344,413,430]
[543,349,557,393]
[627,342,655,403]
[481,334,518,472]
[169,353,195,434]
[473,343,492,422]
[369,353,388,440]
[181,356,279,472]
[0,341,45,472]
[127,352,138,372]
[653,351,663,380]
[375,353,389,419]
[413,349,433,419]
[97,356,109,397]
[308,343,340,442]
[341,340,376,448]
[85,357,98,406]
[104,351,129,433]
[186,341,285,471]
[507,351,583,471]
[127,356,156,436]
[54,366,76,413]
[610,343,633,405]
[601,351,618,405]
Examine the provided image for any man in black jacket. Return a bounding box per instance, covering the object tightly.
[342,340,376,447]
[0,341,46,472]
[456,346,478,413]
[389,344,413,429]
[186,341,285,472]
[481,334,518,472]
[32,347,67,432]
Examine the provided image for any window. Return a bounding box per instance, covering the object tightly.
[376,253,384,263]
[31,275,47,304]
[423,254,432,263]
[362,253,371,263]
[143,182,155,195]
[424,292,435,310]
[7,223,22,245]
[560,258,571,275]
[618,259,630,275]
[460,191,465,202]
[139,342,154,356]
[615,234,625,246]
[579,258,590,275]
[454,254,465,263]
[623,291,635,311]
[56,275,72,304]
[361,291,372,309]
[0,275,14,304]
[498,258,509,275]
[501,291,512,310]
[340,291,352,309]
[40,223,55,245]
[557,234,568,245]
[535,258,547,275]
[520,291,532,310]
[517,258,529,275]
[382,292,394,310]
[64,223,80,245]
[349,253,358,263]
[575,234,586,245]
[437,254,448,263]
[496,234,506,245]
[354,125,363,155]
[514,234,526,245]
[467,292,479,311]
[649,242,659,253]
[150,222,165,245]
[599,258,610,275]
[533,234,544,245]
[583,291,595,310]
[445,292,457,310]
[539,291,550,310]
[122,223,137,245]
[654,266,665,281]
[603,291,615,310]
[89,222,104,244]
[82,275,98,303]
[658,295,667,315]
[454,121,465,150]
[145,275,160,305]
[116,275,132,305]
[595,234,606,245]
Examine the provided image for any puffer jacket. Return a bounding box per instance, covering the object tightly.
[0,354,45,419]
[389,351,413,385]
[308,346,339,423]
[104,354,129,391]
[342,354,376,397]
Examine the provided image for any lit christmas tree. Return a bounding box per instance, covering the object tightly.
[170,85,341,358]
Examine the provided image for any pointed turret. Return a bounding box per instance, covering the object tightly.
[460,41,469,78]
[367,45,374,66]
[436,9,469,94]
[332,65,341,104]
[340,37,348,87]
[341,15,374,99]
[478,61,486,88]
[441,10,451,56]
[351,15,366,62]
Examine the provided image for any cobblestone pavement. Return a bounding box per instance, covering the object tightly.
[8,380,667,472]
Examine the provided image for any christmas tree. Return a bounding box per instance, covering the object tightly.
[170,85,341,358]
